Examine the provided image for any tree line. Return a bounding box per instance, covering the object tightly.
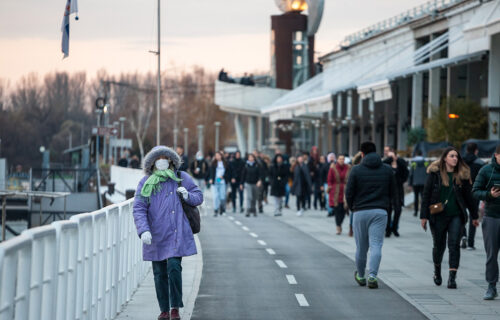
[0,67,233,170]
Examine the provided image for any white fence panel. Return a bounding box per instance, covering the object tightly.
[0,198,149,320]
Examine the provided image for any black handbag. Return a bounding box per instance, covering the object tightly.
[176,171,201,234]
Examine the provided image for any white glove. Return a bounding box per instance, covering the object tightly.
[141,231,152,245]
[177,187,189,200]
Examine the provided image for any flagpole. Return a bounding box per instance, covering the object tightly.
[156,0,161,146]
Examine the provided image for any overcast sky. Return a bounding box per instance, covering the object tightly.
[0,0,426,83]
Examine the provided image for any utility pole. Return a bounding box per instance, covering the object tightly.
[183,128,188,155]
[214,122,221,151]
[149,0,162,145]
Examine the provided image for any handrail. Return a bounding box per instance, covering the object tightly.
[0,198,149,320]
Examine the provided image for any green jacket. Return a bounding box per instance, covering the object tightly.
[472,155,500,218]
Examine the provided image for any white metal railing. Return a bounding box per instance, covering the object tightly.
[0,198,149,320]
[341,0,467,47]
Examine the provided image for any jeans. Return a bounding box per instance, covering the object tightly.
[334,204,347,227]
[212,181,226,212]
[245,183,258,215]
[296,194,307,211]
[152,258,183,312]
[230,182,244,210]
[273,196,283,215]
[324,183,332,215]
[313,190,325,210]
[462,199,479,247]
[430,215,462,269]
[386,205,402,232]
[285,184,290,206]
[353,209,388,278]
[483,216,500,284]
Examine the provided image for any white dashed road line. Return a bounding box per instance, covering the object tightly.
[275,260,287,268]
[286,275,297,285]
[257,240,267,246]
[249,232,258,238]
[235,221,242,226]
[266,248,276,255]
[295,294,309,307]
[242,226,249,231]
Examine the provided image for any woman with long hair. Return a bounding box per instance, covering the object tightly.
[327,154,351,235]
[209,151,230,216]
[421,147,479,289]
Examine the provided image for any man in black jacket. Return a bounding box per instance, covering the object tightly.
[240,154,263,217]
[462,142,485,250]
[229,151,245,213]
[346,142,398,289]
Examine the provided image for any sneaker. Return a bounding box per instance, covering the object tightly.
[296,210,303,216]
[484,284,498,300]
[367,276,379,289]
[158,311,170,319]
[354,271,366,286]
[461,237,467,249]
[170,308,180,320]
[466,246,476,251]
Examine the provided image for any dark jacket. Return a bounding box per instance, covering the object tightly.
[228,157,245,184]
[421,161,478,222]
[319,162,330,185]
[209,160,230,183]
[270,161,289,197]
[345,152,398,212]
[463,153,485,183]
[240,161,262,185]
[473,155,500,219]
[179,154,189,171]
[189,159,209,180]
[291,163,312,197]
[383,157,409,207]
[409,156,428,187]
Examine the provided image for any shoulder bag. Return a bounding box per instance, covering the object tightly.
[176,171,201,234]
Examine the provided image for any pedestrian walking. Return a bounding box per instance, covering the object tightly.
[263,155,272,205]
[285,156,296,209]
[240,153,263,217]
[209,151,230,216]
[132,146,203,320]
[176,146,189,171]
[313,155,327,210]
[383,148,409,237]
[253,150,268,213]
[189,151,209,192]
[409,150,428,217]
[292,155,312,216]
[420,147,478,289]
[462,142,485,250]
[346,142,397,289]
[270,154,289,216]
[472,145,500,300]
[228,151,245,213]
[327,154,351,235]
[325,153,336,217]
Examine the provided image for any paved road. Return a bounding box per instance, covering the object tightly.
[192,212,428,320]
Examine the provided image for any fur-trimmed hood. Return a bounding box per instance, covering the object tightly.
[143,145,182,175]
[426,160,471,181]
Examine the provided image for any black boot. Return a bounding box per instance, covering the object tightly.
[213,209,218,217]
[447,270,457,289]
[433,264,442,286]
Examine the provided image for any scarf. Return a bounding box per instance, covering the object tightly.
[140,169,182,198]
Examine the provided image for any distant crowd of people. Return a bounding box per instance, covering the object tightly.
[218,68,255,86]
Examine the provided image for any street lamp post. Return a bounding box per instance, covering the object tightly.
[173,128,179,149]
[183,128,189,155]
[119,117,126,157]
[113,121,119,165]
[214,122,221,152]
[102,104,109,164]
[197,125,204,154]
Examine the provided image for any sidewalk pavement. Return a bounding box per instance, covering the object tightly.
[276,203,500,320]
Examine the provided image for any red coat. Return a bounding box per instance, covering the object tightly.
[327,164,350,207]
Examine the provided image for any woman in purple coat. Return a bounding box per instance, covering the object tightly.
[133,146,203,320]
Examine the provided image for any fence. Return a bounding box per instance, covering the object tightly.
[0,198,149,320]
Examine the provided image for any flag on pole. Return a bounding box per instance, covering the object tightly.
[61,0,79,59]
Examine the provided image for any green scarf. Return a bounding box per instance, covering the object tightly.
[140,169,182,198]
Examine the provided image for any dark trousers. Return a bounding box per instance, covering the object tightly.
[483,216,500,284]
[462,199,479,247]
[257,184,265,211]
[313,190,325,210]
[296,194,307,211]
[430,215,462,269]
[152,257,183,312]
[386,205,402,232]
[334,204,346,227]
[306,194,311,209]
[230,183,244,210]
[413,185,424,215]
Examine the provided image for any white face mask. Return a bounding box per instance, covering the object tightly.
[155,159,169,171]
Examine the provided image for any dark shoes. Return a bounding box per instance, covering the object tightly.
[385,230,391,238]
[433,264,442,286]
[484,284,498,300]
[460,237,467,249]
[170,308,180,320]
[213,209,218,217]
[354,271,366,286]
[392,229,400,237]
[158,311,169,319]
[367,276,378,289]
[240,208,245,213]
[447,271,457,289]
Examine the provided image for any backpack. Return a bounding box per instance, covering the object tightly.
[176,171,201,234]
